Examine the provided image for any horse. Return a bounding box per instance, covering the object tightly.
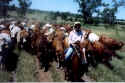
[17,29,29,49]
[63,40,87,81]
[52,29,65,69]
[63,34,89,81]
[31,28,54,72]
[99,35,124,60]
[99,35,124,50]
[79,31,124,69]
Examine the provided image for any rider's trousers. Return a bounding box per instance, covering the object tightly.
[65,46,73,60]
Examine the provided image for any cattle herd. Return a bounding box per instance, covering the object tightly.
[0,19,124,82]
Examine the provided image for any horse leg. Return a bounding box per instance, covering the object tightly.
[44,55,49,72]
[58,54,64,69]
[72,55,80,82]
[56,52,60,69]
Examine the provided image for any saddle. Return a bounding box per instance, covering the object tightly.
[64,44,81,61]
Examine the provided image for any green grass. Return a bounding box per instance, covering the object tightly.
[87,64,123,82]
[15,50,38,82]
[0,71,11,82]
[49,62,65,82]
[87,52,125,82]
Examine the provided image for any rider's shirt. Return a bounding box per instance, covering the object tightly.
[68,30,85,44]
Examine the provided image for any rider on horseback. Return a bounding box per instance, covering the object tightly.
[65,22,87,64]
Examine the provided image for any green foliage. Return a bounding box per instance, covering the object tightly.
[75,0,125,25]
[26,10,82,24]
[74,0,103,24]
[100,0,125,25]
[0,0,13,18]
[101,8,116,24]
[18,0,32,17]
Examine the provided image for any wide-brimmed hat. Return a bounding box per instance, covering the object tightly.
[74,22,81,26]
[74,22,81,29]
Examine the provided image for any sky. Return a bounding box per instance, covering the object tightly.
[11,0,125,19]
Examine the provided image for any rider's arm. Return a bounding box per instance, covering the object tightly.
[68,31,74,44]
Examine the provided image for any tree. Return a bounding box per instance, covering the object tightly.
[74,0,103,24]
[0,0,13,18]
[75,0,125,24]
[101,0,125,25]
[101,8,115,24]
[18,0,32,17]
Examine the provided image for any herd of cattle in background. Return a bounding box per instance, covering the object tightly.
[0,19,124,81]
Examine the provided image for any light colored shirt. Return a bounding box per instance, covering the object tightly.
[68,30,85,44]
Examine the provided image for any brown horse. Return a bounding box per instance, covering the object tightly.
[31,28,54,72]
[99,35,124,60]
[99,35,124,50]
[71,45,81,81]
[64,41,85,81]
[79,31,124,69]
[64,35,87,81]
[79,30,113,63]
[52,29,65,68]
[17,29,29,49]
[63,24,73,34]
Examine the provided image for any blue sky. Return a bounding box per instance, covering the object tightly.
[11,0,125,19]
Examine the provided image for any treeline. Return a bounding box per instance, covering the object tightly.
[28,9,83,22]
[1,0,125,25]
[74,0,125,25]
